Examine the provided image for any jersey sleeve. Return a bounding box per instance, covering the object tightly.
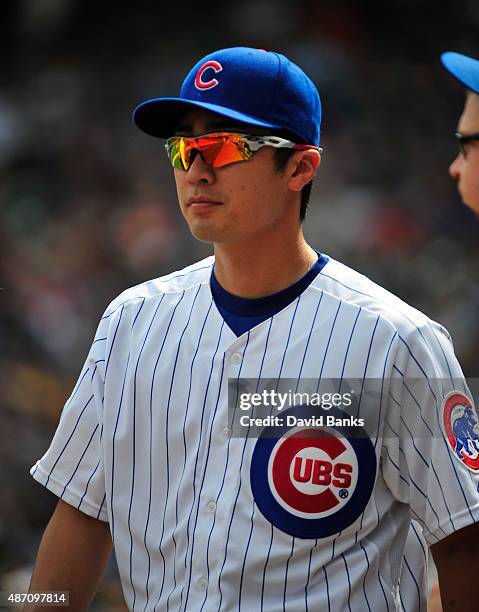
[30,309,114,522]
[382,319,479,545]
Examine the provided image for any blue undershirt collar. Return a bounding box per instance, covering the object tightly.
[210,252,329,336]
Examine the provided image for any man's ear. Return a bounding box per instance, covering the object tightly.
[287,150,321,192]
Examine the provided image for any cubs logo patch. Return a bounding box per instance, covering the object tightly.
[443,391,479,472]
[250,405,376,539]
[195,60,223,90]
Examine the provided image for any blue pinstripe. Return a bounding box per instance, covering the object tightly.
[240,299,304,612]
[398,415,430,468]
[282,538,296,612]
[341,552,352,612]
[78,453,101,512]
[111,295,165,595]
[339,307,363,383]
[217,333,260,610]
[252,302,304,611]
[411,520,427,557]
[315,301,343,391]
[45,394,94,487]
[359,541,372,612]
[389,391,456,532]
[189,348,229,612]
[93,337,107,344]
[322,565,331,612]
[131,297,145,329]
[375,519,390,612]
[110,295,165,541]
[162,286,203,612]
[352,317,382,548]
[314,309,378,605]
[214,324,273,612]
[305,303,373,608]
[402,556,420,611]
[60,423,99,498]
[167,301,213,612]
[319,272,435,342]
[372,332,398,453]
[101,298,142,320]
[391,369,434,436]
[66,367,91,408]
[176,321,227,612]
[96,494,106,520]
[104,304,125,378]
[356,316,380,417]
[296,292,324,385]
[304,544,314,612]
[313,305,367,596]
[423,322,454,380]
[31,366,93,482]
[384,446,413,490]
[128,292,186,611]
[110,352,131,544]
[384,415,450,538]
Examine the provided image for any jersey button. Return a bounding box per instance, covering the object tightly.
[198,578,208,590]
[231,352,242,365]
[207,500,217,513]
[222,426,231,437]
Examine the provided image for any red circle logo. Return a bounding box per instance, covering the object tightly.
[443,391,479,472]
[268,428,358,519]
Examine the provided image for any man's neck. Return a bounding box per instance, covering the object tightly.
[213,234,318,299]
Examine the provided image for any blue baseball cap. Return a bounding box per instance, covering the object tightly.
[133,47,322,146]
[441,51,479,95]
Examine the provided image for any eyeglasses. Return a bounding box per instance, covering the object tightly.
[164,132,322,171]
[455,132,479,158]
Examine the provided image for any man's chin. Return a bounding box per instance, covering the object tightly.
[188,223,226,244]
[463,198,479,217]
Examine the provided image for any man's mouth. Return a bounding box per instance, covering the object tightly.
[186,196,223,208]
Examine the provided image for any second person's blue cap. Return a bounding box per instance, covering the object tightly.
[133,47,322,146]
[441,51,479,95]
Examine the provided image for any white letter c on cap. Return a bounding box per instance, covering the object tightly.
[195,60,223,90]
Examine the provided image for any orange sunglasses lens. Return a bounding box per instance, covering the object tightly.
[167,134,253,170]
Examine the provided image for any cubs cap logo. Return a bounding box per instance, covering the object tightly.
[443,390,479,472]
[195,60,223,90]
[250,405,376,539]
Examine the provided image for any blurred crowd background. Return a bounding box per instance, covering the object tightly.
[1,0,479,608]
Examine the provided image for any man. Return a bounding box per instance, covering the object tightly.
[27,47,479,611]
[442,51,479,214]
[419,49,479,612]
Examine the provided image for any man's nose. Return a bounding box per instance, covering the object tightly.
[186,150,215,184]
[449,153,462,179]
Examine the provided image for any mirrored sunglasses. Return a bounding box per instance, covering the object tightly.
[164,132,322,170]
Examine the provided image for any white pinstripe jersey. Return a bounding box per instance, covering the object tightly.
[31,255,479,611]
